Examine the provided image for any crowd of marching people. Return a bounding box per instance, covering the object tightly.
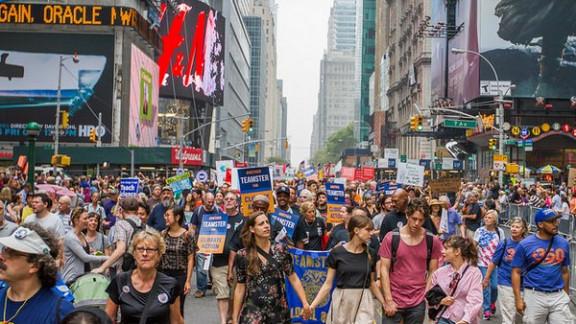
[0,169,573,323]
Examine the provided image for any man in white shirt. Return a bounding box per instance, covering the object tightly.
[23,193,65,241]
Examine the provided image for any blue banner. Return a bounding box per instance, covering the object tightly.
[286,248,334,323]
[119,178,139,198]
[197,213,228,254]
[271,209,299,239]
[377,182,402,195]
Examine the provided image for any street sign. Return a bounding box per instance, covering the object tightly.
[95,126,106,137]
[443,119,477,129]
[493,155,507,171]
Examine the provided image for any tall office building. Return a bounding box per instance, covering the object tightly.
[327,0,357,55]
[358,0,376,145]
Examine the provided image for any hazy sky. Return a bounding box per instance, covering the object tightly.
[276,0,332,165]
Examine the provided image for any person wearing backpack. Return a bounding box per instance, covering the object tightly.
[379,198,442,324]
[482,217,528,324]
[511,209,574,324]
[91,196,143,277]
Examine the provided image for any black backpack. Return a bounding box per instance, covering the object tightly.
[121,219,145,271]
[390,228,434,273]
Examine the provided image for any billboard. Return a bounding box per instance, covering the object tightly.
[478,0,576,99]
[157,0,225,105]
[129,44,159,147]
[0,33,114,143]
[430,0,447,101]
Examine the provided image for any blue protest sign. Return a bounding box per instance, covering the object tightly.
[271,209,299,239]
[377,182,402,195]
[286,248,334,323]
[197,213,228,254]
[119,178,139,198]
[237,167,274,215]
[326,183,345,223]
[166,172,193,195]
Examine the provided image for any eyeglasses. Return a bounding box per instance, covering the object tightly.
[135,247,159,254]
[252,205,268,211]
[1,247,30,259]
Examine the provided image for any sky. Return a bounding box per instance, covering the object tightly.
[276,0,333,165]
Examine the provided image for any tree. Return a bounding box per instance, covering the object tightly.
[265,156,289,165]
[311,123,357,164]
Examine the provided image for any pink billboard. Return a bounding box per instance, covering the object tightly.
[129,44,159,146]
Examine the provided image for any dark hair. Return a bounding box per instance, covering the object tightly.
[406,197,430,219]
[33,192,52,209]
[347,214,373,261]
[22,223,59,288]
[166,205,185,227]
[61,306,112,324]
[70,207,87,227]
[138,202,150,215]
[443,236,478,266]
[484,199,496,211]
[86,212,102,232]
[240,211,268,276]
[342,205,354,214]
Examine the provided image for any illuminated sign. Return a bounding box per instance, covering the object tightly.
[0,3,159,48]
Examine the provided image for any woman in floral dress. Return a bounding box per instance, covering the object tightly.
[232,211,311,324]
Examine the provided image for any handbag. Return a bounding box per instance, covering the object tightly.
[426,265,470,321]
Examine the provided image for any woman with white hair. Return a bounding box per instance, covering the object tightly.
[473,210,505,320]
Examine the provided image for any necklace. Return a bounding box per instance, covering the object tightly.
[3,289,29,324]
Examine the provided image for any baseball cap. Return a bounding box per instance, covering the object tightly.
[0,227,51,255]
[162,186,173,193]
[534,208,560,224]
[121,196,140,211]
[276,186,290,196]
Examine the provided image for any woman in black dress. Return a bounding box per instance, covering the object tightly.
[309,214,385,323]
[232,211,311,324]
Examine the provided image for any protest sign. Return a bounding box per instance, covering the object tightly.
[340,167,355,181]
[376,181,402,195]
[273,165,284,181]
[429,178,461,193]
[326,183,345,223]
[286,248,334,324]
[361,167,375,182]
[216,160,234,186]
[271,208,299,239]
[197,213,228,253]
[396,163,424,187]
[237,166,274,215]
[119,178,139,198]
[166,172,193,195]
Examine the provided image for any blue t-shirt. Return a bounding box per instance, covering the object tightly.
[491,237,521,287]
[0,286,74,324]
[511,234,570,291]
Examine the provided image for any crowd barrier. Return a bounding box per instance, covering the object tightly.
[499,203,576,294]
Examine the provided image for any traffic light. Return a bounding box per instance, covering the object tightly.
[89,128,97,142]
[489,138,498,151]
[241,119,249,132]
[247,118,253,132]
[417,114,423,131]
[410,115,418,131]
[284,140,289,150]
[61,111,69,128]
[51,155,71,167]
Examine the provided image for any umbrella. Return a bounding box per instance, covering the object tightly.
[537,164,561,174]
[35,184,76,197]
[518,165,534,174]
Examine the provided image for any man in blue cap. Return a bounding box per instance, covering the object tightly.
[511,208,573,323]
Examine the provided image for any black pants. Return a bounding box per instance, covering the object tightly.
[161,269,187,317]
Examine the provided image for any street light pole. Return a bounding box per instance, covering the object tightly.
[54,54,79,174]
[26,122,41,191]
[451,48,504,185]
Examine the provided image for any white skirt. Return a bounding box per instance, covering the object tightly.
[326,287,374,324]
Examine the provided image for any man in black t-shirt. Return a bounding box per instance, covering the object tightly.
[212,191,244,324]
[379,189,435,242]
[461,191,483,238]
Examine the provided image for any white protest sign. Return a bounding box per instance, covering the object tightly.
[396,163,424,187]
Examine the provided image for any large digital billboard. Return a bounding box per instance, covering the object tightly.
[157,0,225,105]
[430,0,448,101]
[0,33,114,143]
[129,44,159,147]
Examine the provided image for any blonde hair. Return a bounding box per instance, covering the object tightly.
[128,228,166,255]
[485,209,499,223]
[299,201,316,215]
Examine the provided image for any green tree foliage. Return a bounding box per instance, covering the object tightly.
[311,123,357,164]
[265,156,289,165]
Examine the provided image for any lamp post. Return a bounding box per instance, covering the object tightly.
[26,122,41,191]
[54,54,79,174]
[451,48,504,184]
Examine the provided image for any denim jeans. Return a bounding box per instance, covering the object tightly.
[195,253,208,292]
[381,301,425,324]
[479,266,498,312]
[438,318,456,324]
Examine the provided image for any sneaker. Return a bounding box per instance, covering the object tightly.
[194,290,205,298]
[490,302,496,314]
[483,311,492,320]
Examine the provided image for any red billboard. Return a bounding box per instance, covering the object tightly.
[171,147,202,166]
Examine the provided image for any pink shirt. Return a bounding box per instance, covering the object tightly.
[379,231,442,308]
[429,263,483,324]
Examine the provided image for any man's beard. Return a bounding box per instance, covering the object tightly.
[162,200,172,208]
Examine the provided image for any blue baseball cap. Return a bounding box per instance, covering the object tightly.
[534,208,560,224]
